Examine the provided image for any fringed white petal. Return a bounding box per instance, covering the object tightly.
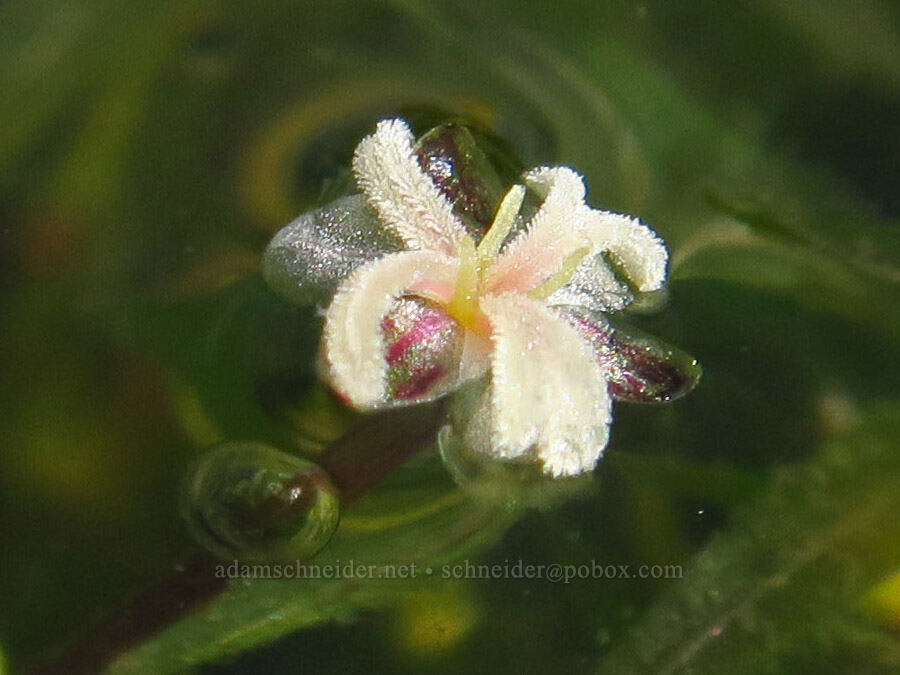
[352,119,469,257]
[582,210,668,292]
[457,331,492,390]
[484,165,667,296]
[486,167,593,294]
[323,250,458,408]
[480,293,611,477]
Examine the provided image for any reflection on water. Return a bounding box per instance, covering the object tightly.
[2,0,899,672]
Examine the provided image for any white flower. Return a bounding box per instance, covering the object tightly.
[265,119,698,477]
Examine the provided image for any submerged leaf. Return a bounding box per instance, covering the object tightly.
[598,404,900,674]
[102,407,516,674]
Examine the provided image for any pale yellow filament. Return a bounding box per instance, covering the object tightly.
[447,235,479,329]
[476,184,525,268]
[450,184,586,332]
[528,246,591,299]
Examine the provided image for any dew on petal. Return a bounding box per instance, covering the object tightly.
[263,194,402,305]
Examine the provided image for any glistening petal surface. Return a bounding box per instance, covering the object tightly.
[582,209,668,292]
[545,252,634,313]
[381,296,467,404]
[262,195,402,305]
[323,250,459,408]
[486,167,591,294]
[561,305,702,403]
[480,293,611,477]
[352,119,469,257]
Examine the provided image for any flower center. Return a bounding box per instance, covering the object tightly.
[444,184,592,336]
[445,185,524,336]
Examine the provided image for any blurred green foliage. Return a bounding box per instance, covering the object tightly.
[1,0,898,672]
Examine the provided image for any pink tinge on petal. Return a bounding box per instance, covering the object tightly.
[487,231,583,295]
[487,224,593,295]
[486,167,590,294]
[488,256,555,294]
[380,296,464,403]
[406,278,456,305]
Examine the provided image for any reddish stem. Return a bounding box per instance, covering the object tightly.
[32,401,447,674]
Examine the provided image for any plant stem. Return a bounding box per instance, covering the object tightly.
[32,401,447,674]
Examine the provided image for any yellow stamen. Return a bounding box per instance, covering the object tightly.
[476,184,525,269]
[529,246,591,299]
[447,235,479,329]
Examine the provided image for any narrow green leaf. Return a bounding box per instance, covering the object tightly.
[599,404,900,673]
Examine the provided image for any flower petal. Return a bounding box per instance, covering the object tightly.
[263,195,403,305]
[581,210,668,292]
[323,250,461,408]
[352,119,470,256]
[560,306,702,403]
[479,293,611,477]
[484,165,667,301]
[485,167,592,294]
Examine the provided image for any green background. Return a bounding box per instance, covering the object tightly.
[2,0,899,672]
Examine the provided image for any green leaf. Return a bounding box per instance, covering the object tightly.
[3,0,900,671]
[598,403,900,674]
[108,452,517,673]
